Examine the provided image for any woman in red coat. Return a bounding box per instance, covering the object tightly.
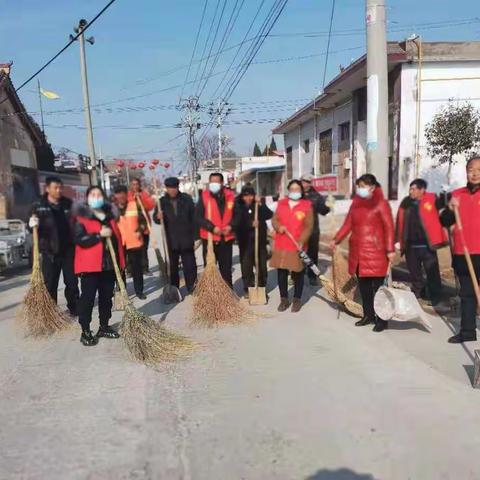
[73,186,125,346]
[331,174,395,332]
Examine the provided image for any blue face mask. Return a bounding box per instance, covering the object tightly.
[209,183,222,194]
[288,191,302,201]
[88,197,104,209]
[356,187,371,199]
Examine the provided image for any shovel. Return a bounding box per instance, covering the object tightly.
[152,178,182,304]
[249,202,267,305]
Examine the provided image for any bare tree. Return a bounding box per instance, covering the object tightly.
[196,134,237,164]
[425,101,480,184]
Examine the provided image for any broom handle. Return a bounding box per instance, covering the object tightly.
[153,178,170,278]
[206,199,215,265]
[285,228,302,251]
[136,195,157,247]
[106,237,129,300]
[453,204,480,309]
[254,201,260,288]
[32,223,40,274]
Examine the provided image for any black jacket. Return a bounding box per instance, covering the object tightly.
[30,195,74,256]
[304,188,330,235]
[153,193,196,252]
[73,202,120,272]
[231,198,273,247]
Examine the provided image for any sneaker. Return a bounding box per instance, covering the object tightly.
[278,297,290,312]
[96,326,120,339]
[80,330,98,346]
[291,298,302,313]
[136,293,147,300]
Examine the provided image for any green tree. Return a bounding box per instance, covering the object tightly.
[269,137,277,153]
[253,142,262,157]
[425,101,480,184]
[262,145,269,156]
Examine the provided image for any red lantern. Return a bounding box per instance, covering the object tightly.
[130,163,137,170]
[163,162,170,169]
[149,165,155,171]
[137,162,145,169]
[116,159,125,168]
[151,159,160,166]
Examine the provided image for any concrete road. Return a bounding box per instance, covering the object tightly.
[1,249,480,480]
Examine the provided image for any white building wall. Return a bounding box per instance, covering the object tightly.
[400,61,480,197]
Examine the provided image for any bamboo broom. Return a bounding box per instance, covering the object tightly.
[18,223,71,337]
[191,199,252,328]
[105,237,195,364]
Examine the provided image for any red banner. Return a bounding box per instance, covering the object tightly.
[311,175,337,192]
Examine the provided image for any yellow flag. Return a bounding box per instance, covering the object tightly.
[40,88,60,100]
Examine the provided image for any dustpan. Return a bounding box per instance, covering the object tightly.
[249,202,267,305]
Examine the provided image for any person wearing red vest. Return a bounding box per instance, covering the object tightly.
[73,186,125,346]
[270,180,313,313]
[396,178,448,305]
[128,178,155,275]
[441,156,480,343]
[114,185,146,300]
[332,174,395,332]
[196,172,236,288]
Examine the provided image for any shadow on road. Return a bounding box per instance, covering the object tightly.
[306,468,377,480]
[0,278,29,294]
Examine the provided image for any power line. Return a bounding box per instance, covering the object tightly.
[178,0,210,104]
[1,0,118,103]
[322,0,336,90]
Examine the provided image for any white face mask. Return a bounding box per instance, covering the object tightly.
[356,187,371,199]
[288,191,302,201]
[209,183,222,194]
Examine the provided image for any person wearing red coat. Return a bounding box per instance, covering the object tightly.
[396,179,448,305]
[440,156,480,343]
[332,174,395,332]
[73,186,125,346]
[128,178,155,275]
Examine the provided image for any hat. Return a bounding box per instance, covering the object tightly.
[301,173,314,183]
[164,177,179,188]
[241,185,255,196]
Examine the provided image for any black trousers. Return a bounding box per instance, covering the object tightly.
[202,239,234,288]
[142,234,150,272]
[278,269,304,299]
[238,239,268,292]
[405,246,442,302]
[127,248,144,295]
[357,275,386,324]
[78,271,116,331]
[306,231,320,279]
[458,274,479,339]
[170,249,197,292]
[41,250,79,314]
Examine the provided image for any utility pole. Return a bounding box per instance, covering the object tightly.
[72,19,98,185]
[208,99,231,171]
[365,0,389,189]
[179,96,201,191]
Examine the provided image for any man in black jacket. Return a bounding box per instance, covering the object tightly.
[29,176,79,315]
[232,185,273,297]
[301,174,330,285]
[154,177,197,293]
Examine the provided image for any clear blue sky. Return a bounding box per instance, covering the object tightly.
[1,0,479,169]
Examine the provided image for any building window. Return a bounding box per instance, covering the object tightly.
[319,130,332,174]
[286,146,293,179]
[338,122,350,143]
[303,139,310,153]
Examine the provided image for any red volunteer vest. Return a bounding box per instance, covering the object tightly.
[451,187,480,255]
[396,192,448,251]
[274,198,312,252]
[74,216,125,274]
[200,189,235,242]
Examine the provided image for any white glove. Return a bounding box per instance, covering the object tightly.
[100,226,112,238]
[29,216,39,229]
[394,242,401,251]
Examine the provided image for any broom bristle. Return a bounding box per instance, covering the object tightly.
[121,304,195,364]
[191,263,252,328]
[19,268,72,337]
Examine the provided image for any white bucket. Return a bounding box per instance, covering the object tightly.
[374,286,432,330]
